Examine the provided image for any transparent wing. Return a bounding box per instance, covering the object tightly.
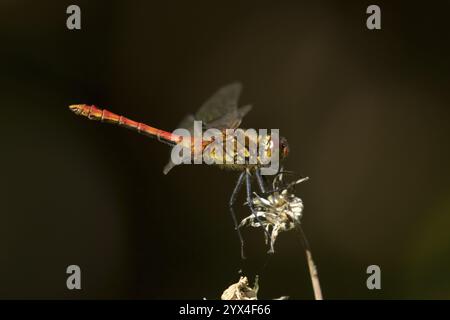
[163,82,252,174]
[175,113,196,134]
[195,82,250,129]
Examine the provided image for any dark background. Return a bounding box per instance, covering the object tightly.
[1,0,449,299]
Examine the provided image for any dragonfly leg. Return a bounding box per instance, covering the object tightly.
[229,171,246,259]
[245,169,274,254]
[255,168,268,194]
[257,168,301,196]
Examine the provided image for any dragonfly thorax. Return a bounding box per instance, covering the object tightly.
[171,129,288,171]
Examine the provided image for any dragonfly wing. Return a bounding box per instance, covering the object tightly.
[204,104,252,130]
[163,83,251,174]
[163,114,196,175]
[175,113,196,133]
[237,104,252,119]
[195,82,247,128]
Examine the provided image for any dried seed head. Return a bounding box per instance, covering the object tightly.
[239,173,309,253]
[221,276,258,300]
[221,276,289,300]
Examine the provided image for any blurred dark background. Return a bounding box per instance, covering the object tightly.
[1,0,449,299]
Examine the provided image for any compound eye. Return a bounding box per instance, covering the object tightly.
[283,145,289,157]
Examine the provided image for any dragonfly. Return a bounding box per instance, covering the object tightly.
[69,83,290,258]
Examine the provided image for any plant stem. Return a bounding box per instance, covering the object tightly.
[296,225,323,300]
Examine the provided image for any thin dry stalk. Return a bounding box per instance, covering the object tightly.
[296,224,323,300]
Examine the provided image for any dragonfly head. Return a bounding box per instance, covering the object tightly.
[279,136,289,159]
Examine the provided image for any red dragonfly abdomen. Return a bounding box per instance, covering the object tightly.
[69,104,182,146]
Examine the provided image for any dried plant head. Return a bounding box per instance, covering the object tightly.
[237,170,323,300]
[221,276,259,300]
[239,172,309,253]
[221,275,288,300]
